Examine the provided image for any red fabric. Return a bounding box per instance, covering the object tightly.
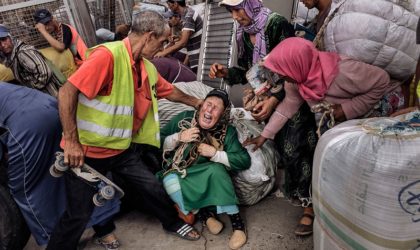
[263,37,340,101]
[63,38,174,158]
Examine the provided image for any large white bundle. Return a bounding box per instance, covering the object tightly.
[324,0,420,80]
[158,81,279,205]
[313,112,420,249]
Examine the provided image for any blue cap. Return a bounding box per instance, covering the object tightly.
[0,25,10,38]
[34,9,52,24]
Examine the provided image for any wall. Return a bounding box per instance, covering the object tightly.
[264,0,296,20]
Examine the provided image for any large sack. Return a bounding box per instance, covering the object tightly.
[313,111,420,250]
[158,81,279,205]
[38,47,77,78]
[324,0,420,80]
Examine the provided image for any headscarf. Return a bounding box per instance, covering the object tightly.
[233,0,271,64]
[263,37,340,101]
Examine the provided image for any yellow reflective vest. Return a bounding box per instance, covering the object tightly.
[77,41,160,149]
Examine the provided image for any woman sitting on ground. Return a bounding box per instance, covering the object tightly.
[159,89,251,250]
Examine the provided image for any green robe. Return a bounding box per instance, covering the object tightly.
[160,111,251,211]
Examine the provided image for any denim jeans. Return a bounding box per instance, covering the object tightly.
[47,148,179,250]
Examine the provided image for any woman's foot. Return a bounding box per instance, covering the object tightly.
[228,213,247,249]
[206,217,224,235]
[198,209,223,235]
[229,230,247,250]
[94,233,121,250]
[294,207,314,236]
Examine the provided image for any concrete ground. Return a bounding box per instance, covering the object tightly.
[24,194,313,250]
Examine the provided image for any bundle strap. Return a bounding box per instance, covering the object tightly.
[311,101,336,137]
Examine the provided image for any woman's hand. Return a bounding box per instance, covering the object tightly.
[209,63,228,79]
[242,135,267,152]
[390,106,419,117]
[179,127,200,143]
[251,96,279,121]
[332,104,346,122]
[197,143,216,158]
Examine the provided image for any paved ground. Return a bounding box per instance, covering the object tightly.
[24,194,313,250]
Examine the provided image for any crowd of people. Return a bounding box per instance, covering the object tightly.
[0,0,419,249]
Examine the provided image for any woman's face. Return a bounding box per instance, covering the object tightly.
[198,96,225,130]
[231,8,252,27]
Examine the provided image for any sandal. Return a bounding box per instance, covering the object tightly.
[198,209,223,235]
[294,211,314,236]
[229,229,247,250]
[205,217,224,235]
[228,213,247,249]
[94,235,121,250]
[166,223,201,241]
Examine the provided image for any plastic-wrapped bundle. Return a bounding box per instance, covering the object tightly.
[313,111,420,250]
[323,0,420,80]
[158,81,279,205]
[231,108,279,205]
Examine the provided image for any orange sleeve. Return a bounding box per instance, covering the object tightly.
[67,47,114,99]
[156,73,174,99]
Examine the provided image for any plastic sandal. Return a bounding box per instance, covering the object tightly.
[167,223,201,241]
[294,213,314,236]
[94,237,121,250]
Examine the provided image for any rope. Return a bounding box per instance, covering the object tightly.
[313,0,348,50]
[311,101,336,137]
[163,114,199,178]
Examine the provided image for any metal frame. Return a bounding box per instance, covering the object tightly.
[197,0,235,90]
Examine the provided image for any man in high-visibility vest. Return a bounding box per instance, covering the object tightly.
[34,8,88,67]
[47,10,202,250]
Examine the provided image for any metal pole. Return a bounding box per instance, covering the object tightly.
[65,0,97,47]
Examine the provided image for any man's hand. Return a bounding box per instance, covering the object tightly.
[194,99,203,110]
[154,51,167,58]
[179,127,200,142]
[35,23,47,32]
[63,140,85,168]
[242,135,267,152]
[209,63,228,79]
[251,96,279,121]
[197,143,216,158]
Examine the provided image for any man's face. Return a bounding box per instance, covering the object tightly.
[198,96,225,130]
[0,36,13,55]
[43,19,57,33]
[141,28,170,59]
[168,16,181,27]
[300,0,319,9]
[167,1,177,12]
[231,9,252,27]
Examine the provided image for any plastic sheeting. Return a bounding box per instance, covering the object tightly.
[313,111,420,250]
[324,0,420,80]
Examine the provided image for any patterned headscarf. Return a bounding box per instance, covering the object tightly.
[264,37,340,101]
[231,0,271,64]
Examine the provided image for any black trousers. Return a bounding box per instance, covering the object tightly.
[47,148,179,250]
